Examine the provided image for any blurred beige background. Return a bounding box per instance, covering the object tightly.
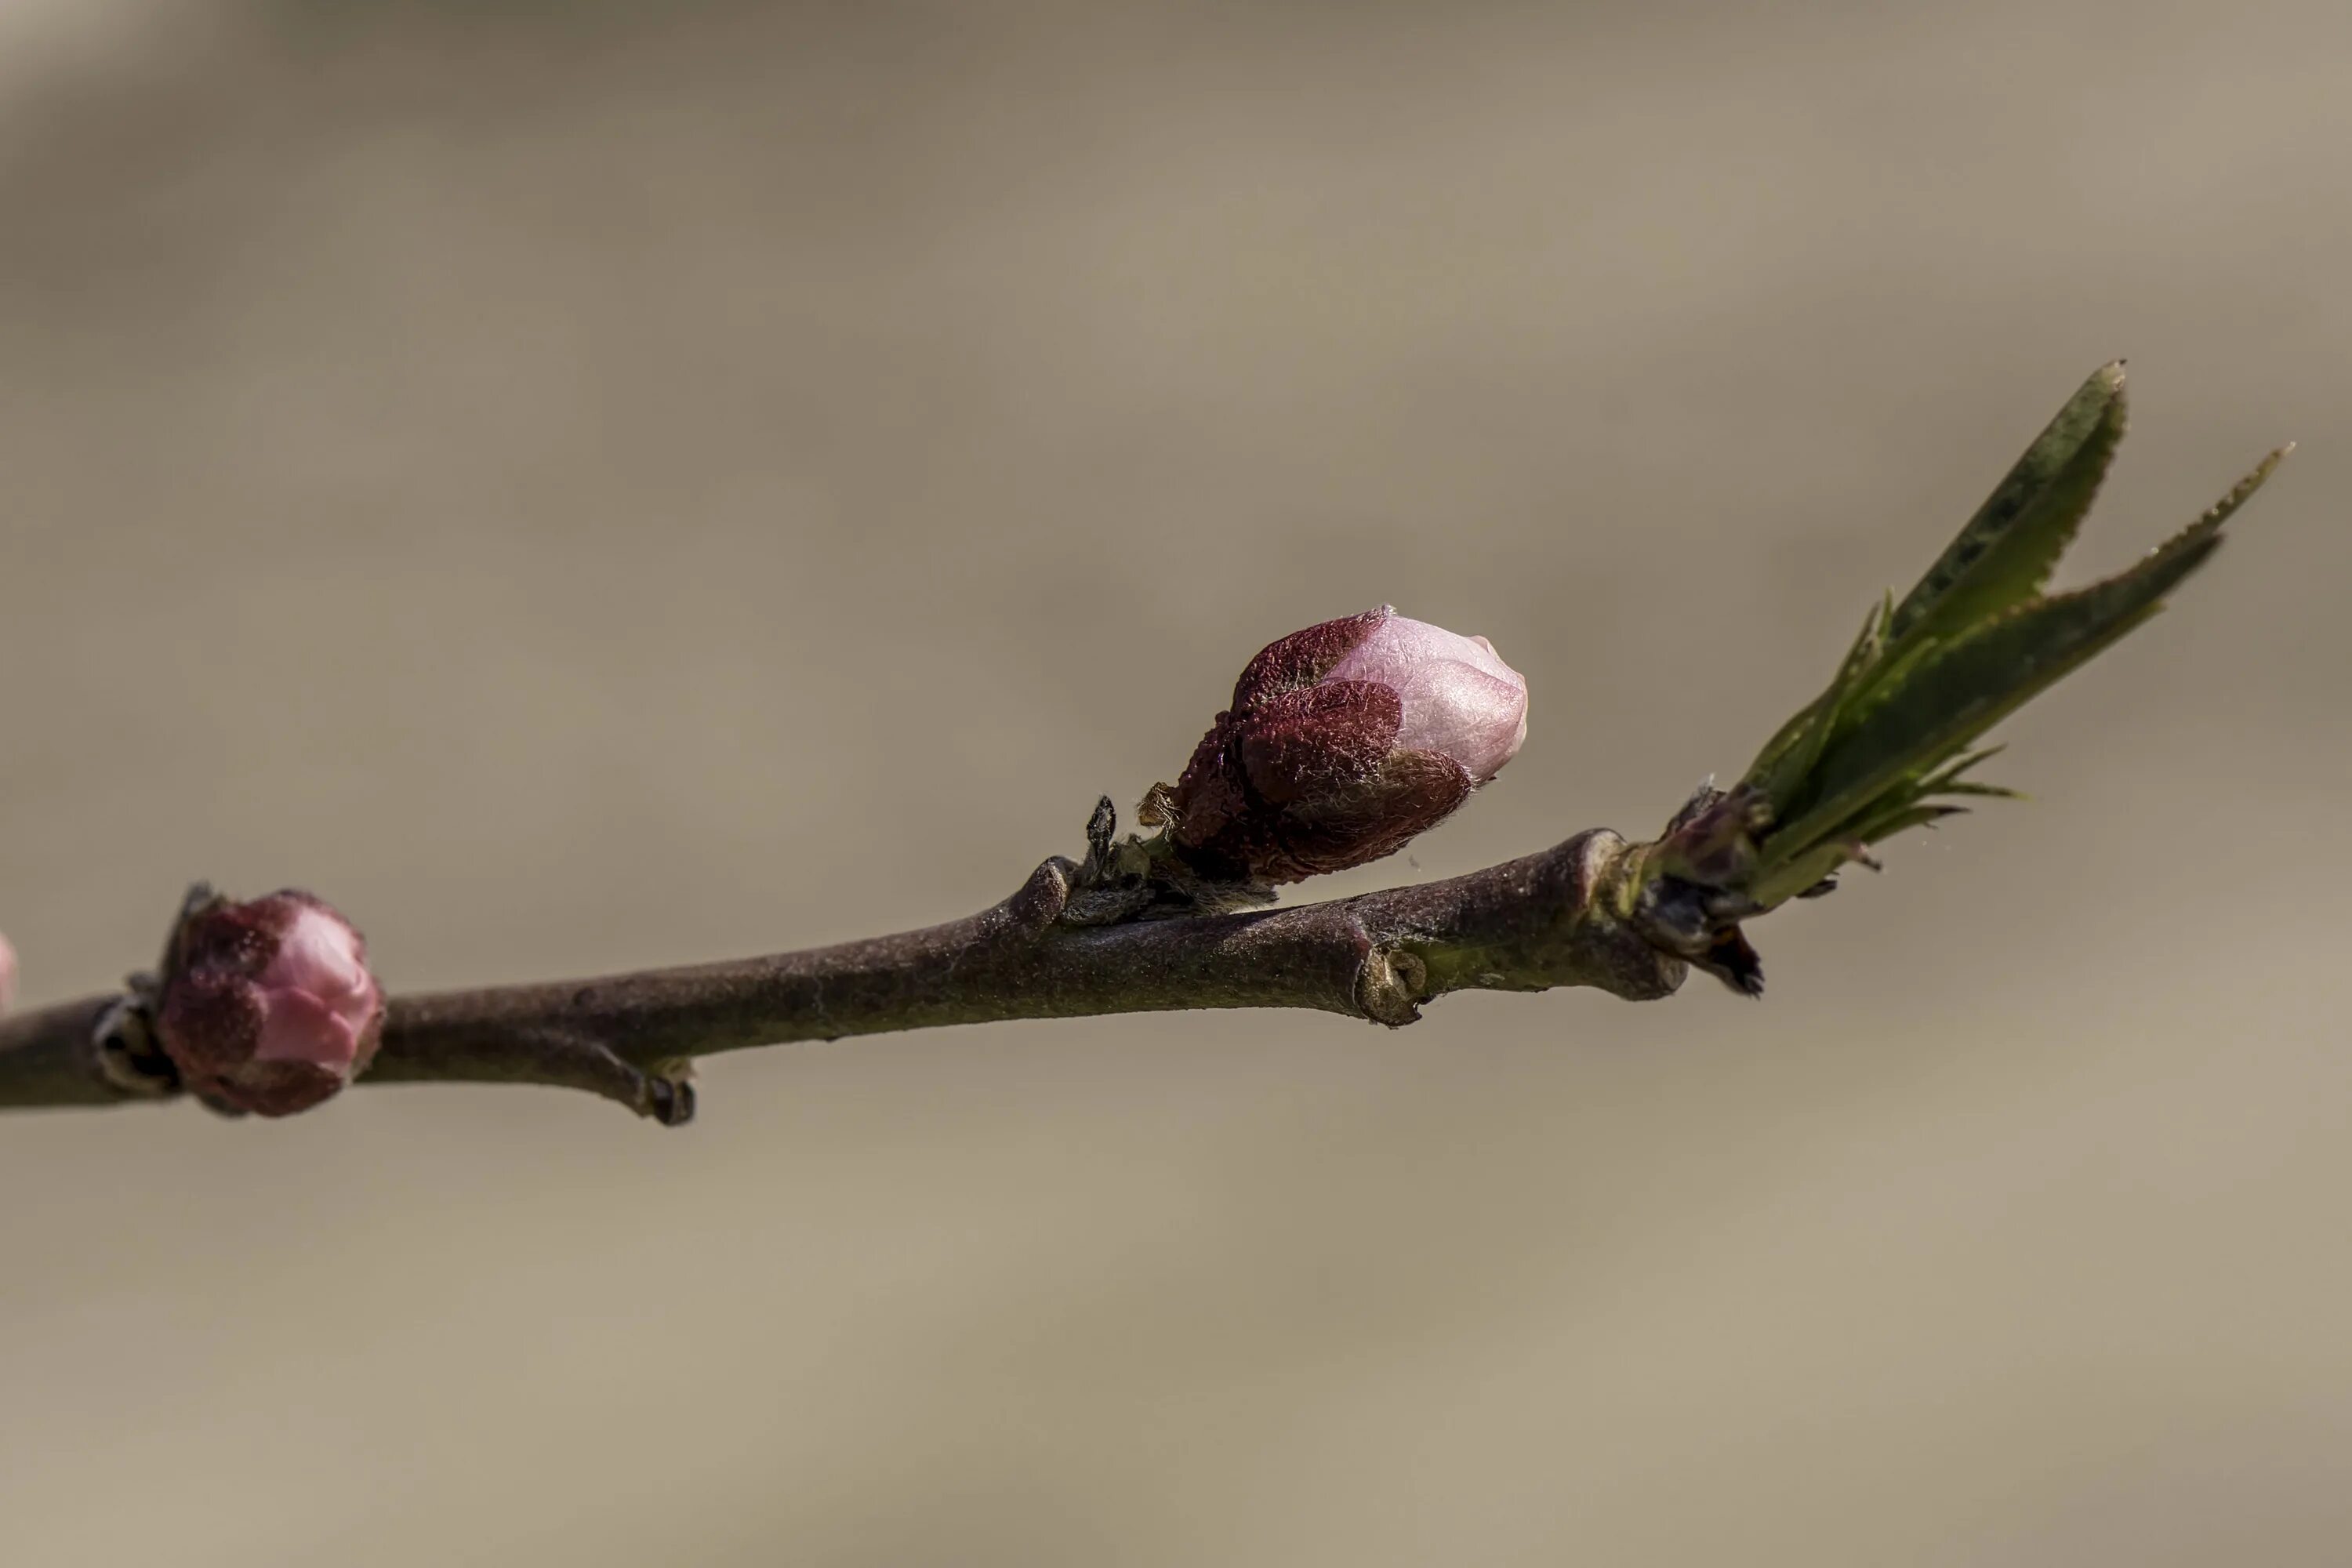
[2,2,2348,1563]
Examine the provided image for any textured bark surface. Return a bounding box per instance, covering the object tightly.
[0,829,1685,1120]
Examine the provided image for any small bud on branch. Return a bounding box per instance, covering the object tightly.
[155,890,387,1116]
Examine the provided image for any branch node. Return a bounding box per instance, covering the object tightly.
[91,987,180,1100]
[641,1069,697,1128]
[1630,873,1768,997]
[1060,796,1279,927]
[492,1028,699,1127]
[1004,856,1077,932]
[1356,945,1428,1027]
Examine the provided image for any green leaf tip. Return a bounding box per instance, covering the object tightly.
[1715,365,2289,912]
[1884,359,2129,648]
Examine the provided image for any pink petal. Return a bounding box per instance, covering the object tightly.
[1392,662,1528,781]
[254,986,361,1071]
[263,906,369,1004]
[1323,615,1529,782]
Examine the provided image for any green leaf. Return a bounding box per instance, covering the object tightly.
[1744,593,1890,806]
[1916,746,2007,793]
[1885,361,2129,648]
[1838,800,1964,855]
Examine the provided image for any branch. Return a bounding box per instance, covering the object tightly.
[0,829,1681,1120]
[0,362,2292,1126]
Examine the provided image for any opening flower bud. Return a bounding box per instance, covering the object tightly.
[1158,606,1530,884]
[156,891,387,1117]
[0,931,16,1015]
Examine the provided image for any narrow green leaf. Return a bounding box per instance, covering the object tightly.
[1771,603,2149,866]
[1748,840,1869,909]
[1929,780,2025,800]
[1885,362,2128,647]
[2142,441,2292,561]
[1842,800,1965,850]
[1917,745,2005,791]
[1750,802,1969,905]
[1744,593,1889,804]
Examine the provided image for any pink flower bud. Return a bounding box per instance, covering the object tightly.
[1321,617,1530,782]
[0,931,16,1015]
[156,891,387,1117]
[1159,606,1530,884]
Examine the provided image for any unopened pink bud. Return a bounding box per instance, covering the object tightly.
[1321,617,1529,782]
[156,891,387,1117]
[1160,606,1530,884]
[0,931,16,1014]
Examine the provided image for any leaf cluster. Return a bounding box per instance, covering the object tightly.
[1675,364,2288,912]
